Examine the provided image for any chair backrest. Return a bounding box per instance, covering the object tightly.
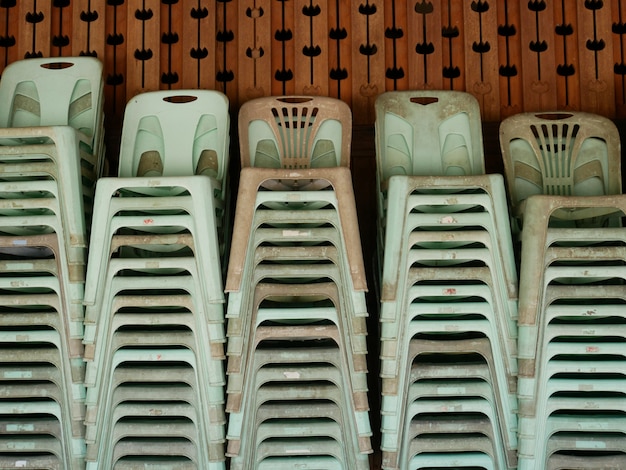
[499,111,622,215]
[374,90,485,183]
[238,95,352,169]
[117,89,230,182]
[0,56,104,141]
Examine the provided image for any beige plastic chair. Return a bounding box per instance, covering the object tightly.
[238,95,352,169]
[499,111,622,227]
[225,167,366,293]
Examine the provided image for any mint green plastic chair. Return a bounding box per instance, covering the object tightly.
[375,90,485,181]
[499,111,622,229]
[238,95,352,169]
[381,336,518,470]
[118,90,230,185]
[83,176,225,308]
[228,369,371,469]
[85,348,225,468]
[257,456,344,470]
[0,56,105,154]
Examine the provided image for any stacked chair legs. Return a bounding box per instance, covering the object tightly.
[516,195,626,469]
[377,175,519,469]
[224,168,373,469]
[0,57,105,469]
[81,90,231,469]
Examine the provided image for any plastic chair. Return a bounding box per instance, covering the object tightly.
[499,111,622,228]
[83,176,225,308]
[375,90,485,182]
[0,56,105,152]
[238,95,352,169]
[225,167,367,293]
[117,90,230,185]
[85,348,225,468]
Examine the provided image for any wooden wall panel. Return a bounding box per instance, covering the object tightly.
[181,0,216,90]
[553,0,580,110]
[383,0,409,91]
[294,0,330,97]
[238,0,272,100]
[464,0,500,121]
[351,0,385,125]
[126,0,160,97]
[577,0,615,116]
[613,0,626,117]
[519,1,558,111]
[18,1,52,59]
[496,0,523,118]
[72,0,107,58]
[104,0,128,117]
[407,0,444,90]
[1,0,626,124]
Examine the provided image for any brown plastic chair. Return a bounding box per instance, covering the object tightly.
[499,111,622,227]
[225,167,366,293]
[238,95,352,169]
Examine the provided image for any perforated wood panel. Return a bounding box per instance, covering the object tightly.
[1,0,626,124]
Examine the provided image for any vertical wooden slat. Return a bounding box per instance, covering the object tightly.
[520,0,558,111]
[72,0,107,58]
[408,0,444,90]
[497,0,523,118]
[50,1,73,57]
[384,0,409,90]
[613,0,626,117]
[328,0,351,101]
[126,0,160,97]
[351,0,385,125]
[464,0,500,120]
[271,0,295,96]
[577,0,615,116]
[553,0,580,110]
[19,0,52,59]
[294,0,330,96]
[239,0,272,100]
[440,0,465,91]
[216,0,238,103]
[159,0,184,90]
[0,3,21,70]
[104,0,128,120]
[182,0,216,90]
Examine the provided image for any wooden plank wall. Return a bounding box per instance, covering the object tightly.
[1,0,626,125]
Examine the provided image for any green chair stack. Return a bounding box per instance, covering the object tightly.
[82,90,230,469]
[225,96,373,469]
[0,56,106,469]
[515,195,626,469]
[375,91,519,470]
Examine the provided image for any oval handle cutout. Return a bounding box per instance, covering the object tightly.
[277,97,313,104]
[535,112,574,120]
[163,95,198,104]
[410,97,439,105]
[41,62,75,70]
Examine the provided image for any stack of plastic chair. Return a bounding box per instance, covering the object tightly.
[81,90,230,469]
[499,111,623,233]
[0,56,105,469]
[375,90,519,469]
[515,194,626,470]
[225,95,373,469]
